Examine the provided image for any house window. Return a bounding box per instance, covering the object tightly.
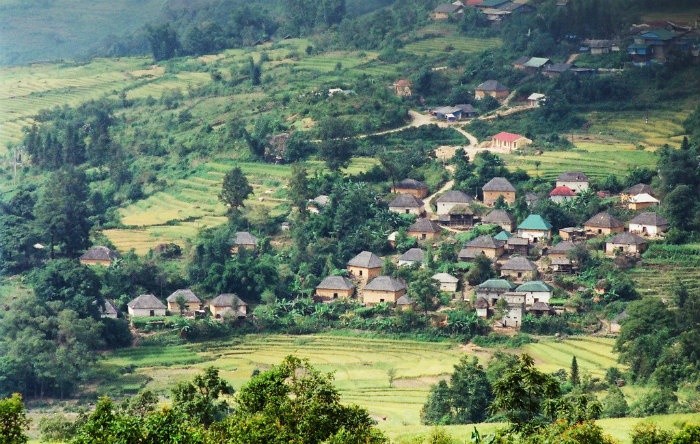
[422,234,427,240]
[405,209,410,214]
[598,229,602,234]
[517,272,523,278]
[380,298,385,303]
[359,270,363,276]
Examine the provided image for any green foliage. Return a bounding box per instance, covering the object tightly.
[39,414,78,443]
[217,355,386,444]
[570,356,580,387]
[0,393,30,444]
[631,389,677,417]
[465,254,496,286]
[631,421,674,444]
[421,356,493,425]
[601,386,628,418]
[490,354,561,434]
[409,269,440,314]
[318,118,357,171]
[219,166,253,216]
[171,367,234,426]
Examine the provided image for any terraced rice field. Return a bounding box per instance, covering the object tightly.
[404,36,502,55]
[104,157,379,254]
[502,140,657,181]
[586,109,689,148]
[630,243,700,299]
[98,333,618,432]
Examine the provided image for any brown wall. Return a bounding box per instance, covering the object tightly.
[347,266,382,284]
[167,301,201,312]
[483,191,516,206]
[463,246,504,259]
[408,230,438,241]
[391,187,428,199]
[584,225,624,236]
[80,259,112,266]
[362,289,405,306]
[500,269,537,283]
[315,288,354,302]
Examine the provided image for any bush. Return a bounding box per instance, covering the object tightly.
[631,421,673,444]
[39,415,78,442]
[631,389,677,416]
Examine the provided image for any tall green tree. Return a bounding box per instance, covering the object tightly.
[34,167,91,258]
[490,354,560,434]
[409,269,439,314]
[288,163,311,215]
[171,367,234,427]
[318,118,356,171]
[570,356,580,387]
[219,166,253,218]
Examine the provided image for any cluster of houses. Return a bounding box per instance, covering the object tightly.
[431,0,535,25]
[80,233,258,320]
[308,170,668,328]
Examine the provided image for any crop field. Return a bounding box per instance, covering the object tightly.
[104,157,379,253]
[630,243,700,299]
[585,109,689,149]
[94,334,617,431]
[404,36,502,55]
[502,140,657,181]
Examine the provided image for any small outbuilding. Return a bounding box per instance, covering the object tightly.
[388,194,425,215]
[627,193,659,210]
[500,256,538,282]
[398,248,425,267]
[232,231,258,253]
[491,132,532,152]
[408,218,442,241]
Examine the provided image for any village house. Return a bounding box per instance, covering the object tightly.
[431,3,463,20]
[559,227,586,241]
[544,63,572,77]
[582,39,615,55]
[515,281,553,306]
[475,80,510,100]
[347,251,383,284]
[506,237,530,256]
[517,214,552,243]
[391,178,429,198]
[584,212,624,236]
[548,240,576,261]
[459,235,505,260]
[556,171,589,193]
[628,28,684,64]
[99,300,119,319]
[393,79,412,97]
[432,272,459,293]
[606,232,649,256]
[527,93,545,107]
[166,289,202,313]
[494,230,511,242]
[500,256,538,282]
[491,132,532,152]
[627,193,659,210]
[456,103,479,118]
[482,177,516,206]
[438,204,475,227]
[549,185,576,203]
[433,106,464,121]
[528,301,554,316]
[500,292,525,328]
[398,248,424,267]
[396,295,416,311]
[80,246,119,266]
[519,57,552,73]
[474,0,510,9]
[482,209,516,232]
[315,276,355,302]
[232,231,257,253]
[209,293,247,319]
[628,212,669,237]
[551,257,573,273]
[388,194,425,215]
[362,276,407,306]
[621,183,654,202]
[127,294,167,318]
[476,278,516,306]
[436,190,475,215]
[408,218,442,241]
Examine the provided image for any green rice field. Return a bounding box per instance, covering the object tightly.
[630,243,700,299]
[404,36,502,55]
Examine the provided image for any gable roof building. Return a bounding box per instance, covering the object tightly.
[549,185,576,203]
[475,80,510,100]
[628,193,659,210]
[80,246,119,266]
[584,212,624,235]
[388,194,425,215]
[408,218,442,240]
[628,212,669,237]
[491,132,532,152]
[347,251,383,283]
[398,248,425,266]
[127,294,167,317]
[482,177,516,206]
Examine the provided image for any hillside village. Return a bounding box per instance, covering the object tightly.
[1,0,700,442]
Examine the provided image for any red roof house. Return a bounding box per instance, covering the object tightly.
[491,132,532,151]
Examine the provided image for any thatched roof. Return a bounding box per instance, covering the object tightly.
[501,256,537,271]
[483,209,515,225]
[436,190,474,204]
[80,246,119,261]
[209,293,247,308]
[166,289,201,303]
[389,194,424,208]
[608,232,648,246]
[234,231,258,246]
[316,276,355,291]
[408,218,441,233]
[482,177,516,192]
[557,171,589,182]
[584,212,623,229]
[128,294,166,310]
[629,212,668,226]
[399,248,424,263]
[365,276,406,292]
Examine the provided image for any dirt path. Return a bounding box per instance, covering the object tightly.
[423,179,454,217]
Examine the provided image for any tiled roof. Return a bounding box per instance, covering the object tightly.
[483,209,515,225]
[399,248,424,262]
[492,132,526,143]
[395,178,428,190]
[501,256,537,271]
[432,272,459,283]
[549,240,576,255]
[234,231,258,245]
[476,80,508,92]
[516,281,552,292]
[348,251,383,268]
[550,186,576,197]
[478,278,516,290]
[408,218,441,233]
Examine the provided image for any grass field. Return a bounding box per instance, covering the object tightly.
[585,109,689,149]
[404,36,502,56]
